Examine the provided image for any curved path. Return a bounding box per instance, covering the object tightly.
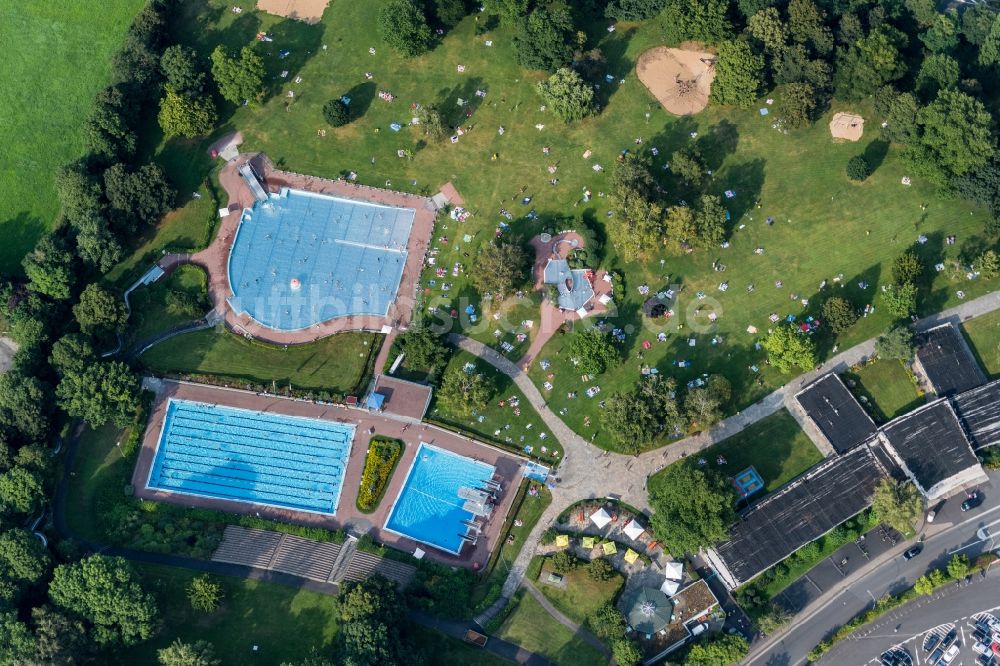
[522,581,610,657]
[453,287,1000,622]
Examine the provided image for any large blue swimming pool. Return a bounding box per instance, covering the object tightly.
[146,399,354,514]
[384,443,496,554]
[227,187,416,331]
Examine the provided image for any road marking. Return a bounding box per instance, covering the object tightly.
[976,516,1000,540]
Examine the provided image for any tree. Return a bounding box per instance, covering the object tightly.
[187,574,223,613]
[980,13,1000,65]
[914,569,947,595]
[710,40,765,108]
[876,88,920,146]
[664,205,698,254]
[588,603,626,640]
[762,324,816,373]
[104,162,175,231]
[747,7,788,53]
[606,0,668,20]
[649,463,734,555]
[0,372,51,442]
[536,68,595,122]
[695,195,727,248]
[31,605,91,665]
[0,612,34,665]
[916,54,959,101]
[946,554,970,580]
[891,251,923,286]
[48,556,157,647]
[905,89,996,185]
[974,250,1000,279]
[55,160,104,227]
[608,155,663,261]
[84,85,138,163]
[434,0,467,27]
[161,45,205,95]
[159,89,217,138]
[757,603,792,634]
[775,82,816,128]
[602,391,659,453]
[920,12,959,53]
[612,639,643,666]
[483,0,529,26]
[50,333,95,377]
[787,0,832,54]
[550,550,577,574]
[822,296,857,334]
[322,98,350,127]
[158,640,221,666]
[22,232,76,300]
[684,376,729,429]
[378,0,434,56]
[470,240,528,302]
[75,215,124,273]
[662,0,733,45]
[880,282,918,319]
[56,361,141,428]
[210,45,265,106]
[513,4,575,71]
[74,284,127,337]
[670,146,705,187]
[587,557,615,582]
[963,5,995,46]
[568,328,618,375]
[397,327,448,371]
[846,155,871,181]
[335,576,406,666]
[0,467,45,517]
[876,325,916,360]
[685,634,749,666]
[872,479,923,533]
[0,527,51,586]
[834,29,907,100]
[437,366,494,417]
[416,104,447,139]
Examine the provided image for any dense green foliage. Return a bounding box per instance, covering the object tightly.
[649,463,735,555]
[871,479,923,533]
[378,0,434,57]
[536,68,596,122]
[356,437,403,512]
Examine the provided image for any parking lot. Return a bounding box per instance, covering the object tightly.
[868,610,1000,666]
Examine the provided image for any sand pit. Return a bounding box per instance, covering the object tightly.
[637,46,717,116]
[829,112,864,142]
[256,0,329,23]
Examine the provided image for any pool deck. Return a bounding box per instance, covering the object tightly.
[185,153,436,345]
[133,378,526,569]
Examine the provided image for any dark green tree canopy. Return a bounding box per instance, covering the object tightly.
[161,45,206,95]
[650,463,735,555]
[210,45,265,106]
[103,162,175,231]
[710,40,765,108]
[513,3,575,71]
[536,67,596,122]
[378,0,434,57]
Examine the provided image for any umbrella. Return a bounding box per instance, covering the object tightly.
[623,519,645,541]
[602,541,617,556]
[554,534,570,548]
[625,587,674,635]
[624,548,640,564]
[582,536,596,549]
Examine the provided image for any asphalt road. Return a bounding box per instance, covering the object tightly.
[747,470,1000,666]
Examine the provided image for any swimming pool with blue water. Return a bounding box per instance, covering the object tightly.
[384,443,496,554]
[146,399,354,514]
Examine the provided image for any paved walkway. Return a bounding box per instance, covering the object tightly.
[522,580,610,656]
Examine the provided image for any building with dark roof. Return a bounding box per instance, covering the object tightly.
[953,378,1000,451]
[914,323,986,396]
[795,373,877,454]
[705,445,886,588]
[878,398,988,501]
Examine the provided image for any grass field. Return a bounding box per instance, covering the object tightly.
[842,360,921,423]
[649,409,823,502]
[64,424,128,543]
[0,1,145,273]
[138,327,378,395]
[428,350,560,464]
[496,592,606,666]
[126,264,209,348]
[537,564,624,626]
[963,310,1000,378]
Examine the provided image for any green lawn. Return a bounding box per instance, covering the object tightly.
[64,424,129,544]
[117,564,339,665]
[496,592,606,666]
[649,409,823,501]
[0,0,145,273]
[963,309,1000,378]
[126,264,210,348]
[536,565,624,626]
[409,625,513,666]
[428,350,560,464]
[138,327,380,396]
[842,359,922,423]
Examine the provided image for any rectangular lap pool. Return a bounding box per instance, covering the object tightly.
[384,443,496,555]
[146,399,354,514]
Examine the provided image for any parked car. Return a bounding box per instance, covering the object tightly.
[976,642,992,655]
[963,491,985,511]
[926,634,942,652]
[977,654,994,666]
[929,647,944,665]
[942,644,961,664]
[690,623,708,637]
[904,545,923,560]
[942,629,958,648]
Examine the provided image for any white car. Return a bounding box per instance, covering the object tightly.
[941,644,960,664]
[974,641,990,655]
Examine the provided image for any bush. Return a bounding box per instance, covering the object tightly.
[587,557,615,581]
[323,98,350,127]
[550,550,577,574]
[847,155,872,181]
[356,437,403,512]
[378,0,434,56]
[187,574,222,613]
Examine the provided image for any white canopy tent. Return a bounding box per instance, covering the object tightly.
[623,519,645,541]
[590,507,612,529]
[659,578,680,597]
[664,560,684,581]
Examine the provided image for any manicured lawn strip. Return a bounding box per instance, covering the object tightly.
[356,436,404,513]
[647,409,823,501]
[962,309,1000,379]
[842,359,921,423]
[428,350,560,464]
[64,424,128,544]
[0,0,146,273]
[126,264,210,347]
[408,625,513,666]
[138,328,380,396]
[496,592,607,666]
[117,564,339,666]
[536,565,624,626]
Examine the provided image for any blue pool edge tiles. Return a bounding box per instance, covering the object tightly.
[383,442,497,555]
[146,399,355,516]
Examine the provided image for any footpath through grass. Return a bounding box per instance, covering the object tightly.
[0,0,146,273]
[842,359,921,423]
[138,327,379,396]
[126,264,210,348]
[536,565,624,626]
[496,592,606,666]
[963,309,1000,378]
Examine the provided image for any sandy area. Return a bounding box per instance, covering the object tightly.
[636,46,716,116]
[256,0,330,23]
[829,112,864,141]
